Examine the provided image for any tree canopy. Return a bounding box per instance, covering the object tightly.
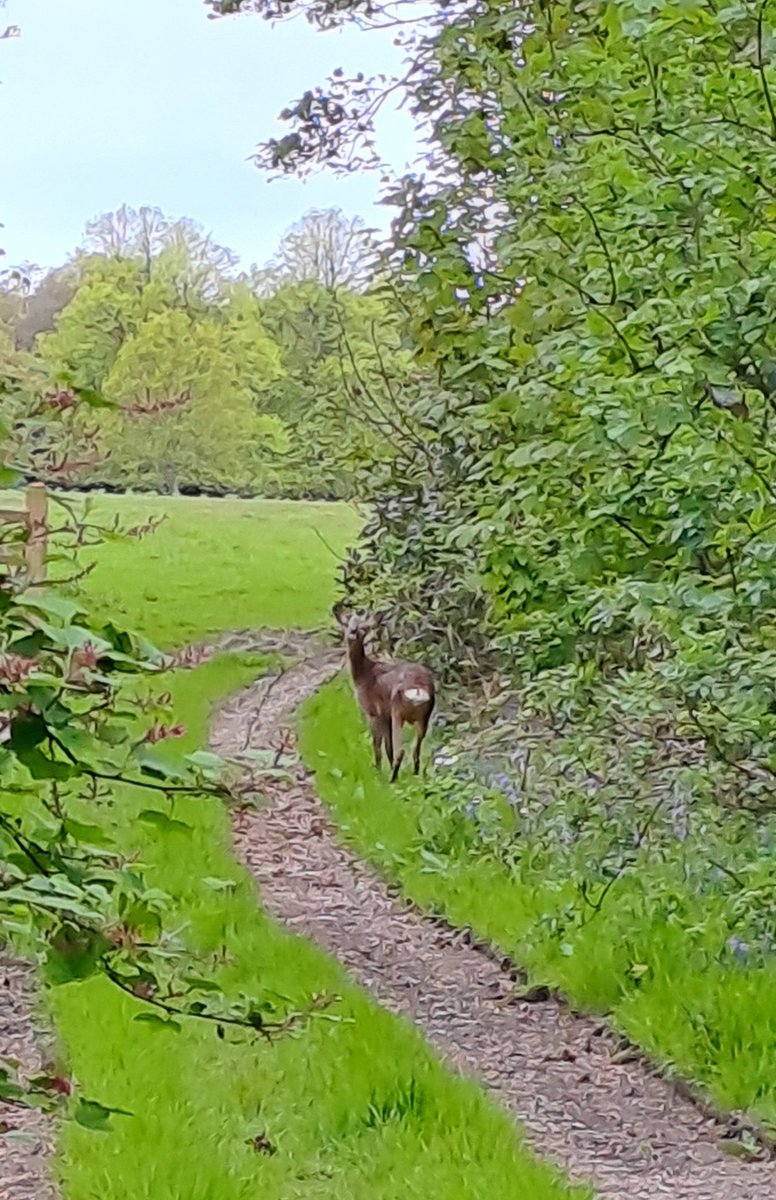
[6,205,398,498]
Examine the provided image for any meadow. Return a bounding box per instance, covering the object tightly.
[41,492,579,1200]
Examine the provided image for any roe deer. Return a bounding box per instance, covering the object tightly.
[333,605,435,782]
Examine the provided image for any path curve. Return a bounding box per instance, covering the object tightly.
[211,633,776,1200]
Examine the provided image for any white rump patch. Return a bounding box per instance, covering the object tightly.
[404,687,431,704]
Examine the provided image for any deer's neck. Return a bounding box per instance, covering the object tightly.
[347,636,373,684]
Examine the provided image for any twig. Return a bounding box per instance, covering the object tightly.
[311,525,346,563]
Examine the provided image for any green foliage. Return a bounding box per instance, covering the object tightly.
[259,280,411,498]
[251,0,776,1128]
[37,236,287,495]
[20,204,406,500]
[314,6,776,824]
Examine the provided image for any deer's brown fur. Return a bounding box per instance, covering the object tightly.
[333,607,435,782]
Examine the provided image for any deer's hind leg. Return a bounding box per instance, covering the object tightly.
[370,717,385,770]
[389,709,405,783]
[411,706,431,775]
[382,719,394,772]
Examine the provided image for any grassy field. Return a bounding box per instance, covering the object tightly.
[45,492,361,645]
[301,677,776,1129]
[44,495,579,1200]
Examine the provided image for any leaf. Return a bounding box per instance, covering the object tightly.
[137,810,192,834]
[63,819,111,848]
[202,876,237,892]
[133,747,188,782]
[98,623,134,655]
[185,750,226,773]
[45,929,110,985]
[0,885,99,919]
[73,386,116,409]
[73,1098,132,1132]
[134,1013,182,1033]
[8,630,46,657]
[17,593,85,623]
[183,975,222,992]
[93,722,129,747]
[9,713,48,754]
[14,747,76,781]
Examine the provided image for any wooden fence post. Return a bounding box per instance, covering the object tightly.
[25,483,48,586]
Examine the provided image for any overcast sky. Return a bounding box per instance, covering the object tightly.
[0,0,417,271]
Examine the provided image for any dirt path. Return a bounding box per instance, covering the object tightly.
[0,960,57,1200]
[211,634,776,1200]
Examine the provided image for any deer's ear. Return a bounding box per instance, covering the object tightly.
[332,602,347,627]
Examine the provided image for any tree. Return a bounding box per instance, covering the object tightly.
[12,263,80,351]
[35,213,287,494]
[0,8,306,1130]
[99,303,286,494]
[258,278,412,496]
[255,208,375,294]
[0,352,305,1126]
[83,205,238,298]
[37,255,151,390]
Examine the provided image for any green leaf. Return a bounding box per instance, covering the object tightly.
[133,1013,182,1033]
[202,876,238,893]
[133,747,188,782]
[44,929,111,985]
[185,750,226,774]
[73,386,116,409]
[73,1098,132,1132]
[137,809,192,834]
[63,819,111,848]
[9,713,48,754]
[17,593,85,623]
[14,747,76,781]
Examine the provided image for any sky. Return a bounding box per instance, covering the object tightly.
[0,0,418,272]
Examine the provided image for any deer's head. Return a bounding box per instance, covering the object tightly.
[332,604,383,646]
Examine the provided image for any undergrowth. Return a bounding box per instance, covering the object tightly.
[302,675,776,1130]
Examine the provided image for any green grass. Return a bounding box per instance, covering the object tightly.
[52,655,581,1200]
[301,676,776,1129]
[50,492,360,645]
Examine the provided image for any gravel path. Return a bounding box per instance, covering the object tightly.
[211,635,776,1200]
[0,958,57,1200]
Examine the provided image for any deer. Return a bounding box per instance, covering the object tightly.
[333,604,436,783]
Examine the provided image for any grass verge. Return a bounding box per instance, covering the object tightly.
[301,674,776,1130]
[51,655,583,1200]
